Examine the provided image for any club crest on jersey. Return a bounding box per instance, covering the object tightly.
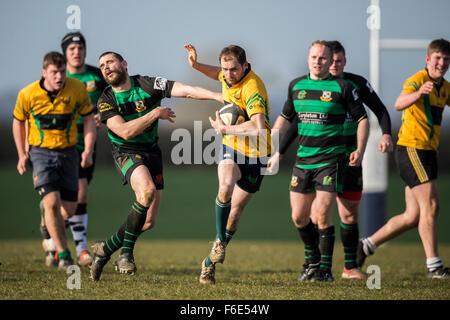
[85,80,97,92]
[234,92,241,100]
[291,176,299,187]
[320,91,332,102]
[323,176,333,186]
[154,77,168,90]
[134,100,147,112]
[297,90,307,100]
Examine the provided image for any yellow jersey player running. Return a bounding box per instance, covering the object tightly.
[184,44,271,284]
[358,38,450,279]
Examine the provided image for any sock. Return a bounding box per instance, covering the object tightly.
[319,226,335,271]
[205,256,214,267]
[68,203,89,256]
[225,229,235,245]
[297,220,320,265]
[58,248,71,260]
[427,257,443,272]
[120,201,148,255]
[215,197,231,242]
[340,222,359,270]
[362,237,376,256]
[104,222,126,257]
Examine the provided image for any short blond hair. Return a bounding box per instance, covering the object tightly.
[309,40,331,57]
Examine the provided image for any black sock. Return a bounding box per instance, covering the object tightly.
[340,222,359,270]
[225,229,235,245]
[120,201,148,255]
[319,226,335,271]
[297,220,320,265]
[104,222,126,257]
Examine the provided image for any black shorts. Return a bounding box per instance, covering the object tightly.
[112,145,164,190]
[219,145,266,194]
[395,145,437,188]
[28,146,78,201]
[290,161,344,194]
[77,147,96,184]
[338,164,363,200]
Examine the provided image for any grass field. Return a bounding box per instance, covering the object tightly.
[1,166,449,303]
[0,240,449,300]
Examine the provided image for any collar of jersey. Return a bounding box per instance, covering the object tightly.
[307,73,334,81]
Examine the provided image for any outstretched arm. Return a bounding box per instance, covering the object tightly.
[395,81,433,111]
[106,107,175,140]
[171,81,224,103]
[184,44,221,80]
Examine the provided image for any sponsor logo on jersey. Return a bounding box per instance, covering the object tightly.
[297,90,307,100]
[291,175,299,187]
[134,100,147,112]
[154,77,168,90]
[320,91,333,102]
[323,176,333,186]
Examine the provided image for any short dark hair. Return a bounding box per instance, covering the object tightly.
[327,40,346,56]
[99,51,124,62]
[219,45,247,65]
[43,51,66,69]
[427,38,450,56]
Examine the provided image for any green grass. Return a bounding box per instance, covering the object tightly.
[0,240,449,300]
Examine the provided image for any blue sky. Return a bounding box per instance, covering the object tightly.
[1,0,449,129]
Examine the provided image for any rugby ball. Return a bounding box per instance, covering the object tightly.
[219,103,245,126]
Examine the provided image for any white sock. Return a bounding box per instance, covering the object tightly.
[362,237,376,255]
[68,213,88,255]
[426,257,443,272]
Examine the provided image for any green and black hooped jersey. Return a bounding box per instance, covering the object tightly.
[341,72,391,154]
[279,74,367,169]
[67,64,107,151]
[97,75,175,153]
[282,72,392,155]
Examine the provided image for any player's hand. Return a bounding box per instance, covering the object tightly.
[17,154,28,175]
[209,111,226,134]
[267,152,282,173]
[418,81,434,96]
[184,44,198,69]
[94,114,103,128]
[349,150,363,167]
[156,107,176,123]
[81,151,94,168]
[378,134,393,153]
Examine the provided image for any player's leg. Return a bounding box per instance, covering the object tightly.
[337,196,367,279]
[411,180,447,278]
[311,190,337,282]
[68,177,92,266]
[291,190,318,281]
[200,158,241,285]
[112,165,154,275]
[225,185,254,241]
[211,159,241,257]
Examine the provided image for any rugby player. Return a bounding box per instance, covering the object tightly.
[90,51,223,281]
[358,39,450,279]
[40,32,107,267]
[184,44,271,284]
[13,51,96,270]
[268,40,369,282]
[273,40,393,280]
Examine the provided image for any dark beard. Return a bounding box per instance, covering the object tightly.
[105,69,127,87]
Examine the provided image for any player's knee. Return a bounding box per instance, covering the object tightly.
[291,212,309,228]
[137,187,156,207]
[218,186,232,203]
[403,211,419,228]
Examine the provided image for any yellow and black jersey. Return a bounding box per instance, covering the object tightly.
[13,77,93,149]
[397,69,450,151]
[218,66,271,158]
